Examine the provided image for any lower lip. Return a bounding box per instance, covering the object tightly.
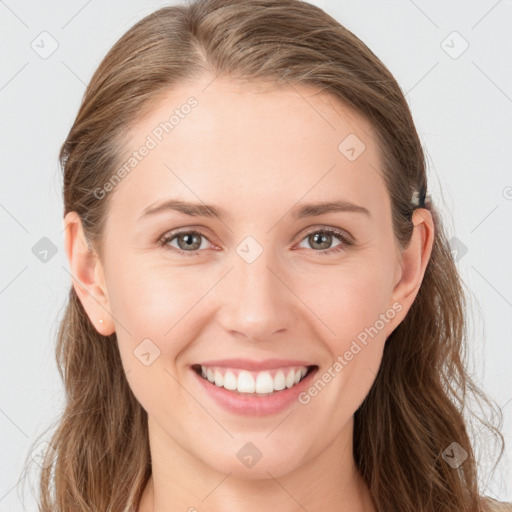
[191,366,319,416]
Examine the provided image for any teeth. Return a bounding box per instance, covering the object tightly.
[256,371,274,393]
[285,370,295,388]
[238,371,255,393]
[223,371,237,391]
[199,365,310,394]
[214,369,224,387]
[273,370,286,391]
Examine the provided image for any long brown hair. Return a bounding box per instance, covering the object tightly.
[20,1,507,510]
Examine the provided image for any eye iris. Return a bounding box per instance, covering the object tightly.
[177,233,201,251]
[310,232,332,250]
[169,230,341,253]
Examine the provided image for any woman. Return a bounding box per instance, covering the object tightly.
[23,0,511,510]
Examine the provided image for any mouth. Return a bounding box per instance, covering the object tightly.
[191,363,319,397]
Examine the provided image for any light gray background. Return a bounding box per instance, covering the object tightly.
[1,0,511,510]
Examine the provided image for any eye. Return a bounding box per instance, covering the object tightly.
[158,227,354,257]
[159,230,213,256]
[296,227,354,255]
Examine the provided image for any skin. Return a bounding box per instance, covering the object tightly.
[64,75,434,512]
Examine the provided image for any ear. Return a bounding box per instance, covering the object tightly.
[63,211,115,336]
[388,208,435,328]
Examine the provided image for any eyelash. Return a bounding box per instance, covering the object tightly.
[158,227,354,257]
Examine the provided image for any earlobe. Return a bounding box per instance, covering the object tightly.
[63,212,115,336]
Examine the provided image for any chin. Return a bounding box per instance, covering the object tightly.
[202,443,308,480]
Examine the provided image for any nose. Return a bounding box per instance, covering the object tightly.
[216,241,296,342]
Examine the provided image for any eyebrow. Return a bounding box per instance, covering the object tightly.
[138,198,371,221]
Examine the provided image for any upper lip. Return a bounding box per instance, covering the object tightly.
[193,358,316,371]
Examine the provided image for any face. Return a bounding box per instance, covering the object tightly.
[66,76,433,480]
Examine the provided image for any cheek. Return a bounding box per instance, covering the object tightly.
[107,262,206,411]
[108,256,211,331]
[292,256,394,341]
[108,241,396,366]
[295,271,390,424]
[289,257,393,405]
[105,258,208,377]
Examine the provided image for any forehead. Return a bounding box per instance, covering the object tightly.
[108,76,387,224]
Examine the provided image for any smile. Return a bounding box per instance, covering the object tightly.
[191,364,317,396]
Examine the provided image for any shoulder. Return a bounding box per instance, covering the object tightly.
[481,496,512,512]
